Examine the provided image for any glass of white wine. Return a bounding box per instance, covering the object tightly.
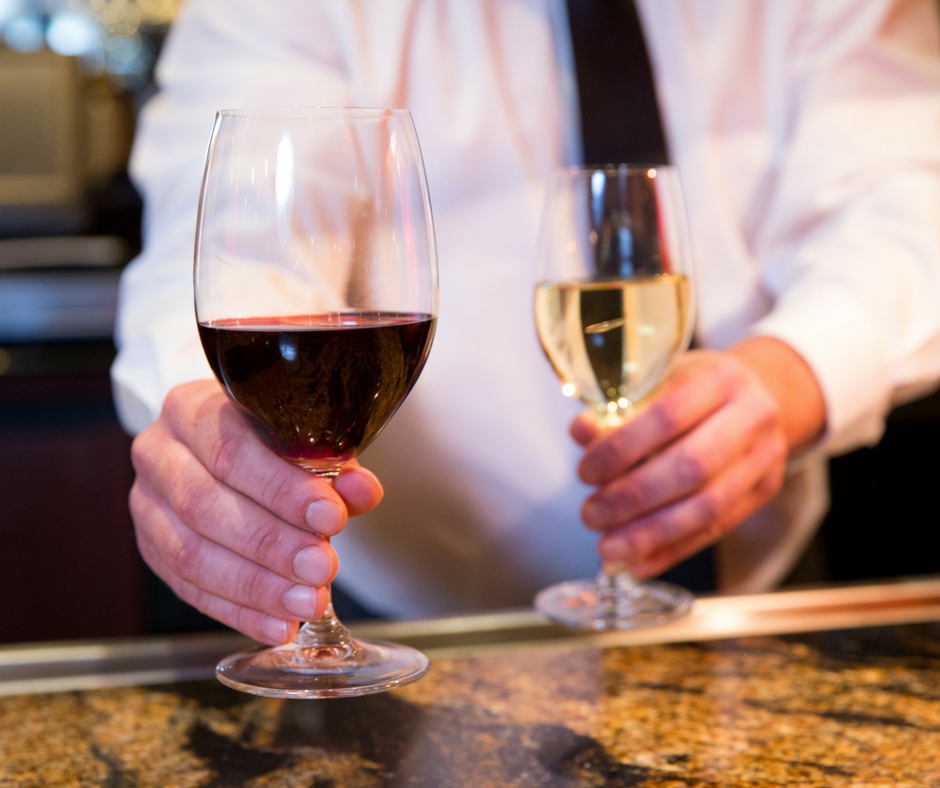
[533,164,695,630]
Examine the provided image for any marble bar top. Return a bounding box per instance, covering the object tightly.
[3,578,940,786]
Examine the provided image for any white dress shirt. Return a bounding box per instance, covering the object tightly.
[113,0,940,616]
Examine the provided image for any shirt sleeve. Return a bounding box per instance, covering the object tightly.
[746,0,940,455]
[111,0,353,434]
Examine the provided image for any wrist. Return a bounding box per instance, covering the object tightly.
[729,336,826,452]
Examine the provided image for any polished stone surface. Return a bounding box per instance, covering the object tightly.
[3,622,940,786]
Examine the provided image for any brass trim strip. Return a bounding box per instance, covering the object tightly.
[2,576,939,696]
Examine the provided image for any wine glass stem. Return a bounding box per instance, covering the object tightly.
[595,561,638,611]
[601,560,633,582]
[293,468,354,650]
[293,597,354,649]
[598,409,628,429]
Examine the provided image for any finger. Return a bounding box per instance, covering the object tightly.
[133,432,338,587]
[159,384,348,536]
[581,395,777,530]
[628,480,779,580]
[333,461,384,517]
[570,412,603,447]
[597,432,786,570]
[570,405,647,447]
[132,479,332,624]
[578,354,730,485]
[165,571,303,646]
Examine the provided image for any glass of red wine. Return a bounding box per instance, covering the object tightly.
[194,108,438,698]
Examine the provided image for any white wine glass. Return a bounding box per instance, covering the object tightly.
[533,164,695,629]
[194,108,438,697]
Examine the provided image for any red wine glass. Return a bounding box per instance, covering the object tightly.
[533,165,695,629]
[194,108,438,697]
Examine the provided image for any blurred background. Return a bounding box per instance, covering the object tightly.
[0,0,227,644]
[0,0,938,646]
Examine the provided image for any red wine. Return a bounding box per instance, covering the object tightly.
[198,312,435,473]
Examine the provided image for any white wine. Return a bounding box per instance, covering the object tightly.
[535,275,691,416]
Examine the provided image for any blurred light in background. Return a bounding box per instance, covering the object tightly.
[104,31,147,83]
[1,0,181,87]
[4,15,44,52]
[46,11,100,56]
[0,0,24,28]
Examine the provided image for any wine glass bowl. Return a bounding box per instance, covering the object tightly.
[533,165,695,630]
[196,312,435,477]
[194,108,437,697]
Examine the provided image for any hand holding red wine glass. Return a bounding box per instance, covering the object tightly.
[194,108,438,698]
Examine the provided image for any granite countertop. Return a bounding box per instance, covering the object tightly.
[3,583,940,786]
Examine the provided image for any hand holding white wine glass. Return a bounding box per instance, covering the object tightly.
[194,108,438,697]
[534,165,695,629]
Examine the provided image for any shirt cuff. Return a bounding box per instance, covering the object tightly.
[747,276,891,456]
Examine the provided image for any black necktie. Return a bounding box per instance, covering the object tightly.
[564,0,669,166]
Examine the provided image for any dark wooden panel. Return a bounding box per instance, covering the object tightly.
[0,357,146,643]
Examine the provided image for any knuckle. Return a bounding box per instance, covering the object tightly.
[774,450,788,480]
[168,533,202,583]
[722,355,746,386]
[184,585,215,618]
[753,393,780,429]
[129,429,158,476]
[701,358,728,390]
[605,480,644,517]
[581,499,602,529]
[628,531,650,558]
[173,474,215,525]
[127,481,146,522]
[652,515,681,549]
[673,449,709,489]
[258,467,295,511]
[246,524,286,567]
[235,566,270,610]
[128,492,161,557]
[134,530,159,570]
[613,527,644,558]
[598,435,631,473]
[755,435,788,495]
[233,606,262,638]
[672,355,702,388]
[758,469,784,500]
[162,386,191,425]
[703,514,727,543]
[649,400,682,438]
[206,430,244,483]
[658,540,688,568]
[130,494,177,563]
[696,485,727,525]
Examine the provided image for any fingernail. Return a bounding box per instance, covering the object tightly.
[305,499,345,535]
[283,585,320,620]
[344,465,383,494]
[293,544,334,586]
[599,535,635,564]
[359,466,382,488]
[582,499,612,529]
[260,617,290,645]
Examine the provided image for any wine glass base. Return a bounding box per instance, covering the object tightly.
[216,638,430,699]
[535,578,694,631]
